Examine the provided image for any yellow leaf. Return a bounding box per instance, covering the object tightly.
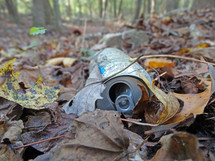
[144,58,175,69]
[177,48,192,55]
[0,59,59,110]
[196,42,211,48]
[137,70,180,124]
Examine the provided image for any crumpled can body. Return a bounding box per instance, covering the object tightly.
[90,48,152,115]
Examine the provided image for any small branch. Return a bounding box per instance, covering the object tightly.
[130,54,215,66]
[14,135,65,149]
[102,54,143,82]
[120,118,158,127]
[0,103,16,122]
[132,135,150,153]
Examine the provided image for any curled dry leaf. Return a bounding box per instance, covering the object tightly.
[150,132,202,161]
[137,70,180,124]
[34,110,129,161]
[46,57,77,67]
[167,80,212,124]
[144,73,213,135]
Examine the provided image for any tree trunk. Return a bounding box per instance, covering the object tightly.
[133,0,142,23]
[43,0,53,25]
[147,0,151,15]
[191,0,215,11]
[150,0,156,14]
[32,0,45,26]
[88,1,93,17]
[52,0,62,32]
[66,0,72,20]
[118,0,123,16]
[113,0,117,18]
[5,0,20,24]
[77,0,82,17]
[103,0,108,18]
[99,0,103,18]
[166,0,178,12]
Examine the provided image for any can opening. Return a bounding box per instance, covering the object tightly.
[109,83,131,103]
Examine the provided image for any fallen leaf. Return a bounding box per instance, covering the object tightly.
[34,110,129,161]
[137,70,180,124]
[29,27,47,36]
[166,80,211,124]
[0,144,22,161]
[21,106,76,152]
[0,120,24,161]
[46,57,77,67]
[151,132,202,161]
[0,59,59,110]
[1,120,24,143]
[190,47,215,62]
[177,48,192,55]
[208,64,215,95]
[144,58,175,69]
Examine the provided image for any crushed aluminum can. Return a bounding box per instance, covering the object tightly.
[90,48,152,115]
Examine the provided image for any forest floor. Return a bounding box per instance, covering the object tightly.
[0,8,215,161]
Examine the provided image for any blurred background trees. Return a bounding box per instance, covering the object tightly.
[1,0,215,31]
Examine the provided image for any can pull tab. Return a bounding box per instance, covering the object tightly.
[109,82,134,115]
[115,94,134,114]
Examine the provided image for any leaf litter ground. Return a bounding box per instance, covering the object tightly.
[0,8,215,161]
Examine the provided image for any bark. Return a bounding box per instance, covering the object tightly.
[150,0,156,14]
[147,0,151,15]
[66,0,72,19]
[191,0,215,11]
[166,0,178,12]
[133,0,142,23]
[32,0,45,26]
[118,0,123,16]
[43,0,53,25]
[5,0,20,24]
[103,0,108,18]
[52,0,62,32]
[99,0,103,18]
[113,0,117,18]
[77,0,82,17]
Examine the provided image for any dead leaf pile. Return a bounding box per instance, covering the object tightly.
[0,7,215,161]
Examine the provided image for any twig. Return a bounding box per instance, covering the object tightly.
[120,118,158,127]
[102,54,143,83]
[132,135,150,153]
[130,54,215,66]
[14,135,65,149]
[0,103,17,122]
[86,54,143,86]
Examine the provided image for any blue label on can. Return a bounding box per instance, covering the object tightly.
[98,65,106,74]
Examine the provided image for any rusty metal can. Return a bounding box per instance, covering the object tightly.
[90,48,152,115]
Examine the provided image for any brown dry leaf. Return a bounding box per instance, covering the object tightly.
[0,120,24,161]
[34,110,129,161]
[150,132,202,161]
[165,80,212,124]
[21,106,76,152]
[138,71,180,124]
[189,47,215,62]
[46,57,77,67]
[144,58,175,69]
[0,144,23,161]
